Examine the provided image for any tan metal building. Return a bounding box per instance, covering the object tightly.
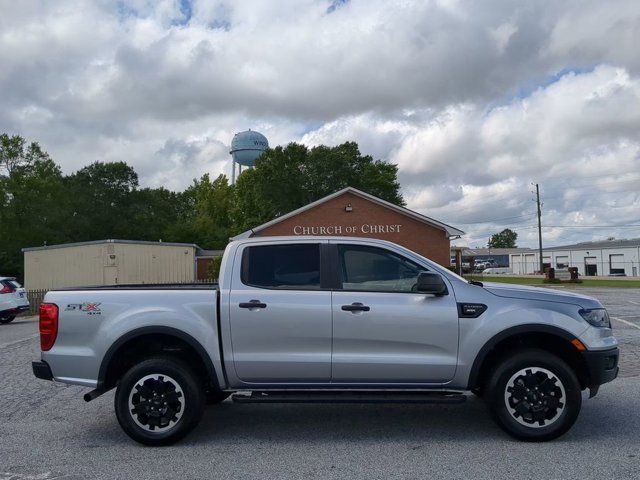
[22,240,199,290]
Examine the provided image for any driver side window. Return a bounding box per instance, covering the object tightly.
[338,244,427,293]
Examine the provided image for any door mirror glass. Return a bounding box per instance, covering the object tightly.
[416,272,448,295]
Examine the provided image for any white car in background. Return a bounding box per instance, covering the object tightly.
[483,267,513,275]
[0,277,29,324]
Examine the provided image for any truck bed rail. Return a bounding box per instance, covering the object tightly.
[51,283,218,291]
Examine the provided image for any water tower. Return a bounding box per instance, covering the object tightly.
[229,129,269,184]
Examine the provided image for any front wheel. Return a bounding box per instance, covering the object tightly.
[115,357,205,446]
[0,315,16,324]
[486,349,582,441]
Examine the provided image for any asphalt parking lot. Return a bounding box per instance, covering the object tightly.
[1,286,639,480]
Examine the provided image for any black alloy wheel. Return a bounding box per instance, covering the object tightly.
[115,357,205,446]
[486,349,582,441]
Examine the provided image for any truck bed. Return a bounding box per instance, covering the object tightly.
[38,285,222,388]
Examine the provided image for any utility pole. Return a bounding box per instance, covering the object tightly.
[535,183,543,274]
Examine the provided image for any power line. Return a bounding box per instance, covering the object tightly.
[541,169,640,184]
[544,177,640,190]
[542,185,640,201]
[584,203,640,209]
[458,223,640,244]
[455,212,537,225]
[455,225,539,244]
[543,224,640,229]
[453,186,640,225]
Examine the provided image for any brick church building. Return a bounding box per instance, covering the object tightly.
[231,187,463,267]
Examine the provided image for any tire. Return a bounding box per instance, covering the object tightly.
[486,349,582,441]
[115,357,205,446]
[0,315,16,324]
[205,390,231,405]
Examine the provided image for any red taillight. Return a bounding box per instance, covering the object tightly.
[0,285,14,294]
[39,303,59,351]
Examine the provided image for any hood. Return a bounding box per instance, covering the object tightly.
[482,282,602,308]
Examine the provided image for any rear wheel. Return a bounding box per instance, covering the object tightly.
[115,357,205,446]
[0,315,16,324]
[486,349,582,441]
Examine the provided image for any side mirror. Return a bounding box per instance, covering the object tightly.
[416,272,448,296]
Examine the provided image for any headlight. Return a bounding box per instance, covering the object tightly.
[579,308,611,328]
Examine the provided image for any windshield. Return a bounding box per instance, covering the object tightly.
[443,267,470,283]
[390,244,471,284]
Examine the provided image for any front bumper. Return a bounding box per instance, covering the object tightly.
[32,360,53,381]
[582,347,619,388]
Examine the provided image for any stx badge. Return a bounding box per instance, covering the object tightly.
[65,302,102,315]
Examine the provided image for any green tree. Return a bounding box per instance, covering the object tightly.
[127,187,187,242]
[0,136,65,278]
[233,141,403,231]
[187,173,234,248]
[64,161,139,241]
[488,228,518,248]
[0,134,50,176]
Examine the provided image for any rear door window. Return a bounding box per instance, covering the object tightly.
[241,244,321,289]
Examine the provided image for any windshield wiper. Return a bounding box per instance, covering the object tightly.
[468,280,484,287]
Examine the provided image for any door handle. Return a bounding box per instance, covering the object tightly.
[341,302,370,312]
[239,300,267,309]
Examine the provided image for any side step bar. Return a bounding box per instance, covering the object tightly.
[231,391,466,404]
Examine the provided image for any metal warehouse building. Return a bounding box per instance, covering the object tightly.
[509,238,640,277]
[22,240,200,290]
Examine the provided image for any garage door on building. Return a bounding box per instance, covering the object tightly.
[609,254,625,275]
[555,256,569,268]
[524,254,536,274]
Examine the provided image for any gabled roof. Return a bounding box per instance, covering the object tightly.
[232,187,464,240]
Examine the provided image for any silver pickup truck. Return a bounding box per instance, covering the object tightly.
[32,236,619,445]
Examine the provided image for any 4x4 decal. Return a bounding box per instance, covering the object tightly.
[65,302,102,315]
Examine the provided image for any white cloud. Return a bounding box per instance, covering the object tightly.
[0,0,639,246]
[299,66,640,246]
[490,22,518,54]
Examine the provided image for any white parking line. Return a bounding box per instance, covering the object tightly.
[611,316,640,330]
[628,300,640,306]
